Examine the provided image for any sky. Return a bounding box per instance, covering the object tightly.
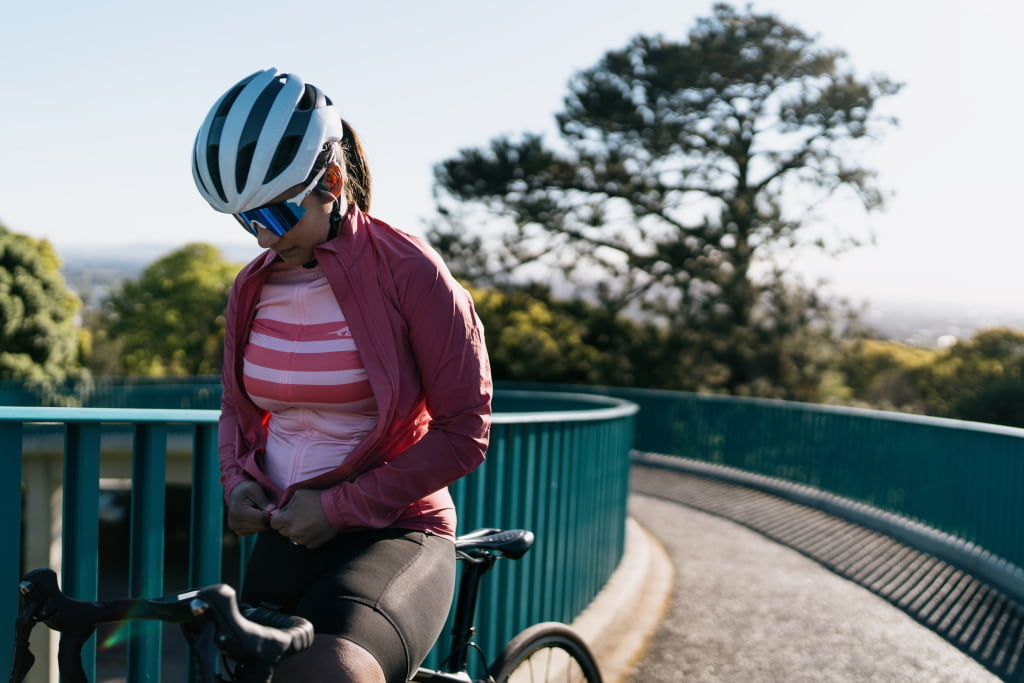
[2,1,1022,325]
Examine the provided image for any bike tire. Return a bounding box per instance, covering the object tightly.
[487,622,602,683]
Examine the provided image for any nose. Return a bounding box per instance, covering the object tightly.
[255,226,281,249]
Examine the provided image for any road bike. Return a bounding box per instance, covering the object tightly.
[12,528,602,682]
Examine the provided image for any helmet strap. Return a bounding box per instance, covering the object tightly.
[301,198,344,269]
[327,198,343,240]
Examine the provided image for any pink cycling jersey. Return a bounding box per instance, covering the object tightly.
[243,262,378,491]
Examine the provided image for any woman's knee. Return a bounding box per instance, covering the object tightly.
[272,634,385,683]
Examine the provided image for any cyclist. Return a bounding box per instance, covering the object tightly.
[191,68,492,683]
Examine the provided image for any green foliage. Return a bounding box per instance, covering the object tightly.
[470,281,850,401]
[837,328,1024,428]
[922,328,1024,425]
[837,338,938,413]
[472,285,605,385]
[0,221,85,384]
[99,243,239,376]
[471,283,680,388]
[431,3,900,398]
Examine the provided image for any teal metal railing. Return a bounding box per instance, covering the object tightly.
[10,378,1024,677]
[1,390,637,682]
[606,388,1024,559]
[551,385,1024,599]
[0,376,222,410]
[2,408,223,682]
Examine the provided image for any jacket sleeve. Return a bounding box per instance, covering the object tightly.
[320,251,492,530]
[217,273,256,501]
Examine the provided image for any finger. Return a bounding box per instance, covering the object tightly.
[230,482,262,505]
[230,504,269,526]
[242,491,271,512]
[231,506,266,523]
[228,520,262,536]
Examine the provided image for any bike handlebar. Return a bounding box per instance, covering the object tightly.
[189,583,314,664]
[12,528,533,682]
[13,568,313,683]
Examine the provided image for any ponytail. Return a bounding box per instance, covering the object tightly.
[340,118,372,212]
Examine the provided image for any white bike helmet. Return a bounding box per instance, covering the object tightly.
[192,68,344,213]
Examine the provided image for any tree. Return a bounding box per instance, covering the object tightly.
[472,285,605,385]
[471,283,669,387]
[0,221,85,384]
[100,244,239,376]
[834,328,1024,428]
[431,3,900,397]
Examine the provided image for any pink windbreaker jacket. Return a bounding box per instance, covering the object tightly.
[218,206,492,537]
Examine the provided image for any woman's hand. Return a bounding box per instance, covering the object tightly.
[269,489,338,549]
[227,481,271,536]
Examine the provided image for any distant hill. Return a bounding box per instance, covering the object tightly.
[58,242,261,266]
[57,242,261,308]
[858,301,1024,347]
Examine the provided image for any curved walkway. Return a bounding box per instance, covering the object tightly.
[606,463,1016,682]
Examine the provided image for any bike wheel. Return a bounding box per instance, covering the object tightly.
[488,622,602,683]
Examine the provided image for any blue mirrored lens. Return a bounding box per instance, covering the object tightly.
[236,201,307,236]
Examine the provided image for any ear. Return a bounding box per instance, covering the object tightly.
[319,163,344,199]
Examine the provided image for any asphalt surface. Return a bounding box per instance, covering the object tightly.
[617,464,1004,682]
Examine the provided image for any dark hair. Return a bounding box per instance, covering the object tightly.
[339,118,371,212]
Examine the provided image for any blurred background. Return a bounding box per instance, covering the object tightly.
[2,0,1023,426]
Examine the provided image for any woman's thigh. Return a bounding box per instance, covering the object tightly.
[243,528,455,683]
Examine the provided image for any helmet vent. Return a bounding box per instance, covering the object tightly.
[215,77,250,118]
[264,134,302,183]
[205,144,227,202]
[296,84,318,110]
[236,79,285,193]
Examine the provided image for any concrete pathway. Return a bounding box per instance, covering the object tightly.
[604,462,1010,682]
[623,493,996,682]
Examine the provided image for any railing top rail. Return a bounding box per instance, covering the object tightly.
[491,390,639,425]
[611,386,1024,438]
[0,406,220,425]
[0,390,639,427]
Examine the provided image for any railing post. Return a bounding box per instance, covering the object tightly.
[190,423,223,587]
[127,423,167,681]
[0,422,22,682]
[63,422,102,681]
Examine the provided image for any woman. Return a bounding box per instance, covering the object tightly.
[191,68,492,683]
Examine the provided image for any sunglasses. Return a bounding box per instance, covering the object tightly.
[234,168,327,237]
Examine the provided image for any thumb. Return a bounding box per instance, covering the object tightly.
[268,507,287,530]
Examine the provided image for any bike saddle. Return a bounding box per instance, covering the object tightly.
[455,528,535,560]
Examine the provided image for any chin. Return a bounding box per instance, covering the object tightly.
[276,248,315,264]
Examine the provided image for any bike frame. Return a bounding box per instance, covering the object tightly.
[414,549,500,681]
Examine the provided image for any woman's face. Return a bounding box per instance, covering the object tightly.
[243,163,344,264]
[249,186,335,265]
